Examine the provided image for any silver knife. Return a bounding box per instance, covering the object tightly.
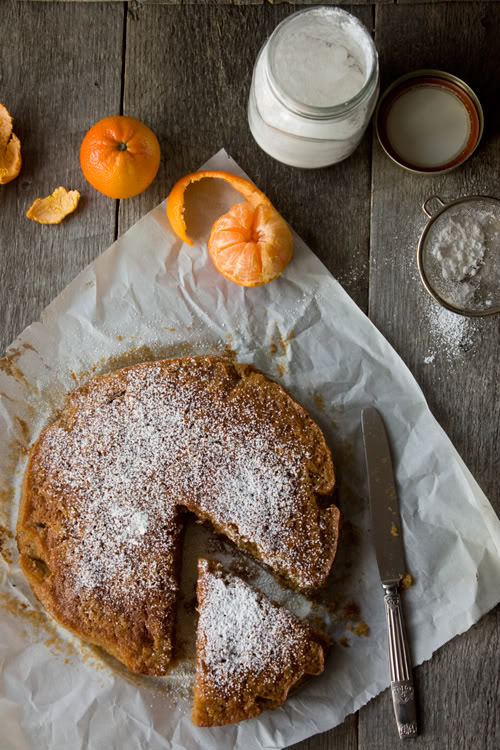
[361,407,418,740]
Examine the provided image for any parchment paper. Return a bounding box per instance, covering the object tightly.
[1,150,500,750]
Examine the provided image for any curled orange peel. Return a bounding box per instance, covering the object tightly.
[26,187,81,225]
[0,104,22,185]
[166,170,271,246]
[166,170,293,287]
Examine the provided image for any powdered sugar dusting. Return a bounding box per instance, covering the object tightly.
[197,560,318,693]
[34,358,332,610]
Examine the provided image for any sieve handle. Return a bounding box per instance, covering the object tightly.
[422,195,446,218]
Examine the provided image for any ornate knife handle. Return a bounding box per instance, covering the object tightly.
[383,583,418,739]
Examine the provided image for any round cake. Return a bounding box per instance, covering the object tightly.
[17,357,338,675]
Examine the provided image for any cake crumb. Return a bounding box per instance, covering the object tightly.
[311,392,325,411]
[229,558,258,582]
[206,537,228,554]
[276,362,287,377]
[401,573,414,589]
[391,522,399,537]
[0,524,14,564]
[348,621,370,637]
[343,601,360,620]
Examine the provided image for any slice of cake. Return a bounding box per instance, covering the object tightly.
[192,558,325,727]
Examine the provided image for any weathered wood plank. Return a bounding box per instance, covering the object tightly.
[19,0,483,5]
[396,0,479,4]
[0,1,124,355]
[20,0,387,6]
[289,714,358,750]
[362,3,500,747]
[120,3,374,312]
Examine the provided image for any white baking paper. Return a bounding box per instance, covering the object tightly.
[1,150,500,750]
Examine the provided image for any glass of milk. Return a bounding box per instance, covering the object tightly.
[248,7,379,168]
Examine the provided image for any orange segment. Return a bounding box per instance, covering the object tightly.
[166,169,293,286]
[0,103,22,185]
[26,187,80,225]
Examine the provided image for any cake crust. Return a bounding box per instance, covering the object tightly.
[17,357,338,675]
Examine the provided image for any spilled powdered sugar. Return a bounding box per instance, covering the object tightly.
[422,298,479,366]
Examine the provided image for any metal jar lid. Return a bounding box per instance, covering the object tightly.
[417,194,500,317]
[376,70,484,174]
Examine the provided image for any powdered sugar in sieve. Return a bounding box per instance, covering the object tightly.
[418,195,500,316]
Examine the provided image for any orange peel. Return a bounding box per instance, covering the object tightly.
[26,187,81,225]
[166,170,293,287]
[0,103,22,184]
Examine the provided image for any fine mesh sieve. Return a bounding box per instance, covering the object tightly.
[417,194,500,317]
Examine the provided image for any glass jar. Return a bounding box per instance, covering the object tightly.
[248,7,380,169]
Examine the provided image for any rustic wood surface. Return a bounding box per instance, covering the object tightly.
[19,0,487,5]
[1,2,499,750]
[0,1,124,350]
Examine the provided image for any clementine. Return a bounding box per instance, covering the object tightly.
[166,170,293,287]
[80,115,160,199]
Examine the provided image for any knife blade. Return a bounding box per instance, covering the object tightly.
[361,407,418,740]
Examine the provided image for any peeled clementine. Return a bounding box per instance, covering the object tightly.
[80,115,160,199]
[166,170,293,287]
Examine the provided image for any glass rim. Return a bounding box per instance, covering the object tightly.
[266,7,379,121]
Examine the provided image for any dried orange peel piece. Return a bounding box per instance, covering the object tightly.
[166,170,293,287]
[26,187,80,225]
[0,104,22,184]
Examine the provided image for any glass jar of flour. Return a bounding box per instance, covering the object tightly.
[248,7,379,168]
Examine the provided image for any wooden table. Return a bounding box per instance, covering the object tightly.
[1,2,499,748]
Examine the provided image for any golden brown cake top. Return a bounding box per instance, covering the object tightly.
[192,558,324,727]
[19,356,338,674]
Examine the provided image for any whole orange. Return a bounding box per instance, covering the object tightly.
[80,115,161,199]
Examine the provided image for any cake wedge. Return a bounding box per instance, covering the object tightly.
[192,558,325,727]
